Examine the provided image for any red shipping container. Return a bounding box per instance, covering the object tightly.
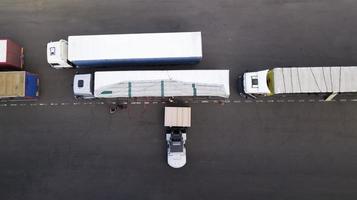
[0,39,24,69]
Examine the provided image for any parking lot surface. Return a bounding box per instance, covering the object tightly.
[1,0,357,199]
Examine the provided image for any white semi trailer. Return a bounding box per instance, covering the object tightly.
[241,66,357,100]
[47,32,202,69]
[73,70,230,99]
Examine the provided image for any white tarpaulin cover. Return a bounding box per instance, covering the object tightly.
[0,40,6,62]
[94,70,229,98]
[68,32,202,63]
[273,66,357,94]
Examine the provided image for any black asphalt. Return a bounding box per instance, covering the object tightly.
[1,0,357,199]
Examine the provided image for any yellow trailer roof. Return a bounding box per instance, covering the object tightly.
[0,71,25,98]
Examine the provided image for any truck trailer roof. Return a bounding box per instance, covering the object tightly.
[68,32,202,66]
[165,107,191,127]
[0,39,24,69]
[273,66,357,94]
[0,71,26,98]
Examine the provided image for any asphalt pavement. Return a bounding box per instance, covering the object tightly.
[1,0,357,199]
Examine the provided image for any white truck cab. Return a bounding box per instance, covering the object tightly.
[243,69,272,96]
[73,74,94,99]
[47,40,72,69]
[164,107,191,169]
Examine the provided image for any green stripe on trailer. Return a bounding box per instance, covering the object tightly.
[161,81,164,97]
[192,83,197,96]
[128,82,132,98]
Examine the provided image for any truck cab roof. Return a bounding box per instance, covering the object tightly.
[243,69,271,95]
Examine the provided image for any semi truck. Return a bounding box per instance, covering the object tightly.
[0,39,24,69]
[241,66,357,100]
[47,32,202,69]
[165,107,191,168]
[73,70,230,99]
[0,71,39,100]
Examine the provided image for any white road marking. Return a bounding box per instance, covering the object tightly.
[267,100,274,103]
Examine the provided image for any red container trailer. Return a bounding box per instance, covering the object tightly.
[0,39,24,69]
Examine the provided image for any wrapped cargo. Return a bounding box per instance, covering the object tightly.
[73,70,230,99]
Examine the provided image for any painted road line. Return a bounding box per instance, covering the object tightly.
[144,102,150,104]
[255,100,264,103]
[267,100,274,103]
[244,100,253,103]
[350,99,357,102]
[298,99,305,103]
[308,99,315,102]
[233,100,241,103]
[287,100,295,103]
[339,99,347,102]
[277,100,285,103]
[201,100,209,103]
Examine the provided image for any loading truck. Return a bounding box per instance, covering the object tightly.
[0,71,39,100]
[165,107,191,168]
[241,66,357,100]
[0,39,24,69]
[73,70,230,99]
[47,32,202,69]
